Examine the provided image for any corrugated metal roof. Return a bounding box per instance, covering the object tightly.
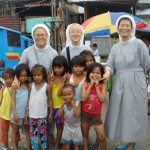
[0,16,21,31]
[67,0,138,4]
[24,3,50,8]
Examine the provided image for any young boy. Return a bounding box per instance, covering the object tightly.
[58,84,83,150]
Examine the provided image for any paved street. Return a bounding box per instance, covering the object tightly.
[0,93,150,150]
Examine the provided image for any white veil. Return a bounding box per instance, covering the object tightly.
[65,23,84,48]
[116,15,136,42]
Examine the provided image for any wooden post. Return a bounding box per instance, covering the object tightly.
[57,7,66,50]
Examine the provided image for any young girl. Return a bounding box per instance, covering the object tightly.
[80,51,100,149]
[69,55,85,103]
[80,50,95,71]
[81,62,107,150]
[58,84,83,150]
[51,55,68,150]
[0,68,16,150]
[11,64,30,150]
[27,64,52,150]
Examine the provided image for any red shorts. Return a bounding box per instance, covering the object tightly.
[0,117,10,143]
[0,117,21,143]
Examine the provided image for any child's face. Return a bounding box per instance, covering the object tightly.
[19,70,28,83]
[62,87,75,104]
[89,67,101,83]
[53,66,64,76]
[32,70,43,84]
[3,73,14,87]
[73,65,84,75]
[85,55,94,68]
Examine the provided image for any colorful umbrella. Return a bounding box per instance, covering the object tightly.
[82,12,148,36]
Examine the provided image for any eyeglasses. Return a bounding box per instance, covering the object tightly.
[70,30,82,35]
[34,34,47,38]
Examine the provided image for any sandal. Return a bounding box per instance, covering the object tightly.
[116,144,128,150]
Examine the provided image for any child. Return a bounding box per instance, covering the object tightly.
[81,63,107,150]
[11,64,30,150]
[27,64,52,150]
[80,50,95,70]
[58,84,83,150]
[80,51,100,149]
[69,55,85,103]
[51,55,68,150]
[0,68,16,150]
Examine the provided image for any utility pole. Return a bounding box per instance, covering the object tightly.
[51,0,57,50]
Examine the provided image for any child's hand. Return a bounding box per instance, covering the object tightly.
[71,100,75,107]
[63,73,70,83]
[62,100,66,106]
[95,80,99,87]
[14,114,19,123]
[48,114,52,123]
[47,70,54,84]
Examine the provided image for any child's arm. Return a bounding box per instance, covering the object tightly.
[25,83,31,118]
[11,87,19,123]
[96,83,107,103]
[72,101,81,117]
[58,74,69,96]
[47,84,53,123]
[81,82,92,102]
[58,103,64,117]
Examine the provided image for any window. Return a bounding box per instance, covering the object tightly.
[24,41,28,49]
[7,31,21,47]
[0,59,5,71]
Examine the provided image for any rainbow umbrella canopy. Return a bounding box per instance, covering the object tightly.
[82,12,148,37]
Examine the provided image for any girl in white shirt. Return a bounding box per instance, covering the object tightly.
[27,64,52,150]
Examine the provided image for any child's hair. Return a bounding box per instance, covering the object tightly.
[62,84,75,94]
[80,50,95,63]
[86,63,104,83]
[31,64,47,82]
[15,63,30,79]
[2,68,15,78]
[92,43,97,47]
[52,55,68,76]
[71,55,85,67]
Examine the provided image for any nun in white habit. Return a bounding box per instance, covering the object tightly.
[104,15,150,150]
[60,23,91,60]
[20,24,58,72]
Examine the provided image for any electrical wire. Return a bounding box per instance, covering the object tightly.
[0,0,48,21]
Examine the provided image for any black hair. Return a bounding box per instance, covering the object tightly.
[80,50,95,62]
[86,63,104,83]
[118,17,133,28]
[71,55,85,67]
[2,68,15,78]
[62,84,75,94]
[31,64,47,82]
[52,55,68,76]
[92,43,97,47]
[15,63,30,79]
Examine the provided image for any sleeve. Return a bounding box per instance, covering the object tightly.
[105,46,115,75]
[19,49,28,64]
[139,40,150,75]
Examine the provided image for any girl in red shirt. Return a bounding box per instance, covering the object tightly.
[81,62,107,150]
